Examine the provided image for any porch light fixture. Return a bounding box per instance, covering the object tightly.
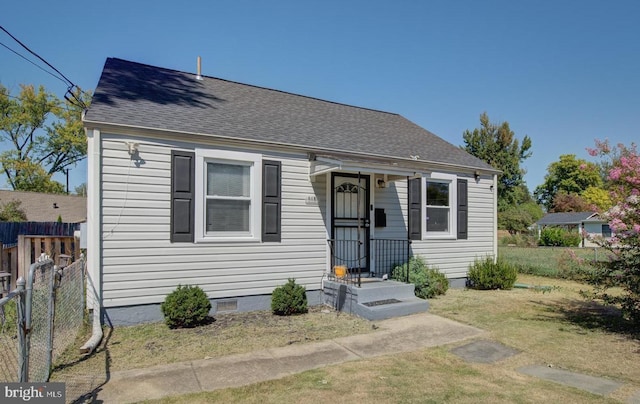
[474,171,480,182]
[126,142,139,155]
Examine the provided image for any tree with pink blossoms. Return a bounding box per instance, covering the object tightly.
[585,139,640,323]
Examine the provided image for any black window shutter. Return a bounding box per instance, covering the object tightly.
[170,150,195,242]
[408,178,422,240]
[457,179,468,240]
[262,160,281,242]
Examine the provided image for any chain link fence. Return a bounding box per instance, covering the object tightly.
[28,258,56,382]
[0,256,86,384]
[0,288,22,382]
[52,259,85,362]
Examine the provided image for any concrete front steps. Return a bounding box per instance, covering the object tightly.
[322,278,429,320]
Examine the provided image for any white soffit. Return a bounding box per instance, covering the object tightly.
[309,156,419,178]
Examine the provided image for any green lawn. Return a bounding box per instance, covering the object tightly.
[143,274,639,404]
[498,246,610,278]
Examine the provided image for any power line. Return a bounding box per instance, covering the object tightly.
[1,25,75,87]
[0,25,88,109]
[0,41,68,84]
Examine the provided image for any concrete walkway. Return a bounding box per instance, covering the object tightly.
[90,312,639,403]
[95,313,484,403]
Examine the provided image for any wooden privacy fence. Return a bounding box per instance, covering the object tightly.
[1,235,80,291]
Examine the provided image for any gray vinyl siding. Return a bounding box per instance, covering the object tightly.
[100,132,495,307]
[101,134,328,307]
[409,175,495,279]
[373,181,410,240]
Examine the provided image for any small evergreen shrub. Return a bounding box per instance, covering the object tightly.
[539,227,581,247]
[391,256,449,299]
[161,285,212,329]
[271,278,308,316]
[467,257,517,290]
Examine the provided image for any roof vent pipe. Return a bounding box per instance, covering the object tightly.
[196,56,203,80]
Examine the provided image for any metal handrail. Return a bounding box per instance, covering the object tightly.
[328,238,412,285]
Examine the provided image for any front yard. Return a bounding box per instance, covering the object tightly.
[51,273,639,403]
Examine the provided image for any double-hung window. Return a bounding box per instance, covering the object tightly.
[423,173,457,238]
[195,149,262,241]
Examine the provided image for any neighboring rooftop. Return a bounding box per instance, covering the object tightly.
[536,212,602,226]
[84,58,498,172]
[0,190,86,223]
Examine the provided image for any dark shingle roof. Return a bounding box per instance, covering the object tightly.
[84,58,496,171]
[536,212,601,226]
[0,190,86,223]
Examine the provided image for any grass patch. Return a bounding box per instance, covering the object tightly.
[499,246,611,278]
[50,306,373,382]
[52,276,640,403]
[144,275,637,403]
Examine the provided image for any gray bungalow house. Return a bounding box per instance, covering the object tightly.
[83,58,499,324]
[535,211,610,247]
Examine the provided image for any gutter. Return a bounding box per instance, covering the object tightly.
[82,119,501,175]
[79,301,103,354]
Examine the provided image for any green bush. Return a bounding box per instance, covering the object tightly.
[0,299,17,334]
[271,278,308,316]
[391,256,449,299]
[539,227,581,247]
[161,285,212,329]
[499,233,538,247]
[467,257,517,290]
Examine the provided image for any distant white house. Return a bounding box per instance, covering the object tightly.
[535,212,610,247]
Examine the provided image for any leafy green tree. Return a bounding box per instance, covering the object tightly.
[0,200,27,222]
[498,201,543,234]
[534,154,602,210]
[74,182,87,196]
[581,186,612,212]
[462,112,532,210]
[0,84,89,193]
[549,191,591,213]
[3,159,65,194]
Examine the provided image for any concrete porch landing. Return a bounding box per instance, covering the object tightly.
[322,278,429,320]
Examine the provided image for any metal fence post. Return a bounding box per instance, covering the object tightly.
[406,240,411,283]
[45,265,59,380]
[16,276,27,382]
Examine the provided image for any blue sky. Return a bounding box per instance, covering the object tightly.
[1,0,639,193]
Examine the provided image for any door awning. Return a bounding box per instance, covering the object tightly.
[309,155,421,180]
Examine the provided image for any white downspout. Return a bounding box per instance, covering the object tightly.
[493,174,498,262]
[80,127,103,354]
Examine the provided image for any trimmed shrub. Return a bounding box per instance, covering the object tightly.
[271,278,308,316]
[467,257,517,290]
[391,256,449,299]
[539,227,581,247]
[161,285,212,329]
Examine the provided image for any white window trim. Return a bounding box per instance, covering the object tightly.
[195,149,262,242]
[422,172,457,240]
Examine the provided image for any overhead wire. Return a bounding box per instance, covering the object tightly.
[0,41,68,84]
[0,24,88,109]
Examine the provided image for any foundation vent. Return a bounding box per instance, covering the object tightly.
[216,299,238,312]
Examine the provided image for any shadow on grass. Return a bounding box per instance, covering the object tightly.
[49,315,115,404]
[67,325,113,404]
[533,297,639,341]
